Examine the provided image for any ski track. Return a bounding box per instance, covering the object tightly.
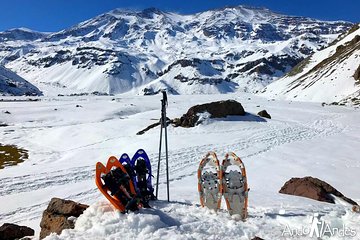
[0,114,344,224]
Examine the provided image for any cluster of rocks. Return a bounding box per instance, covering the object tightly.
[137,99,272,134]
[0,198,88,240]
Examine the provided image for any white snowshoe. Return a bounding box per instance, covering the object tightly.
[197,152,222,211]
[222,152,249,219]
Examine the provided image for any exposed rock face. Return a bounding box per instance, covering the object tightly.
[0,223,34,240]
[39,197,89,239]
[257,110,271,119]
[279,177,358,206]
[177,100,245,127]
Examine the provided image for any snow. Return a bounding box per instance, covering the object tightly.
[0,93,359,239]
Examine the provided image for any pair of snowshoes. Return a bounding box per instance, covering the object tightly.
[119,149,156,204]
[95,149,155,213]
[198,151,249,220]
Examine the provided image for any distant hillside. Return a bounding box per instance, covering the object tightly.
[262,24,360,104]
[0,65,42,96]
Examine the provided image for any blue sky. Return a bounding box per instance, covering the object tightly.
[0,0,358,32]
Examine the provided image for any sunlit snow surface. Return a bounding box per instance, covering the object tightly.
[0,93,359,239]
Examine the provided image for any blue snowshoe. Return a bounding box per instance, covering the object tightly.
[131,149,156,202]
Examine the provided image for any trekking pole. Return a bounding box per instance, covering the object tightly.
[155,90,170,201]
[163,97,170,202]
[155,115,163,199]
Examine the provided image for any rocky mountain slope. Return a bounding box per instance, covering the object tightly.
[262,24,360,104]
[0,65,42,96]
[0,6,352,95]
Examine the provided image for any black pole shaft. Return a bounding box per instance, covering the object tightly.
[164,107,170,202]
[155,109,163,199]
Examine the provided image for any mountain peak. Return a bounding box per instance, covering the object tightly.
[139,7,164,18]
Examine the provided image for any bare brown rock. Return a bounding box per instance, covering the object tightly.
[0,223,34,240]
[39,197,89,239]
[279,177,358,206]
[177,100,245,127]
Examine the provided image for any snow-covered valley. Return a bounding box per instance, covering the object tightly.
[0,93,359,239]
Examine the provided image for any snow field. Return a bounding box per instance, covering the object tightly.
[0,93,359,239]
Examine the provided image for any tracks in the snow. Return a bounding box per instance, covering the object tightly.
[0,114,344,223]
[0,116,343,197]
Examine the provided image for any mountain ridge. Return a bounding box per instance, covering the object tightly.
[0,5,353,96]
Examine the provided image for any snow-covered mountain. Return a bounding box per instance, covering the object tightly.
[0,65,42,96]
[0,6,352,95]
[262,24,360,103]
[0,28,48,42]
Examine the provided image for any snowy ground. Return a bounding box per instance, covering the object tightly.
[0,93,359,239]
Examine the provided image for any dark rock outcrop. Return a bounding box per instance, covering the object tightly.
[257,110,271,119]
[353,64,360,81]
[251,237,265,240]
[279,177,358,206]
[0,223,34,240]
[176,100,245,127]
[39,197,89,239]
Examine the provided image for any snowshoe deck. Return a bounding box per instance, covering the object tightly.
[131,149,155,200]
[222,152,248,220]
[198,152,222,211]
[95,156,138,212]
[119,153,138,190]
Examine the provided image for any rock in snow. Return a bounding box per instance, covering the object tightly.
[177,100,245,127]
[0,223,34,240]
[279,176,358,206]
[257,110,271,119]
[40,198,88,239]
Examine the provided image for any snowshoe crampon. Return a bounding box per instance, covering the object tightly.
[95,156,139,213]
[222,152,249,220]
[198,151,222,211]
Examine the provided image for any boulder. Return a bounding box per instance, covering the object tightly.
[251,237,264,240]
[279,177,358,206]
[257,110,271,119]
[39,197,89,239]
[177,100,245,127]
[0,223,34,240]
